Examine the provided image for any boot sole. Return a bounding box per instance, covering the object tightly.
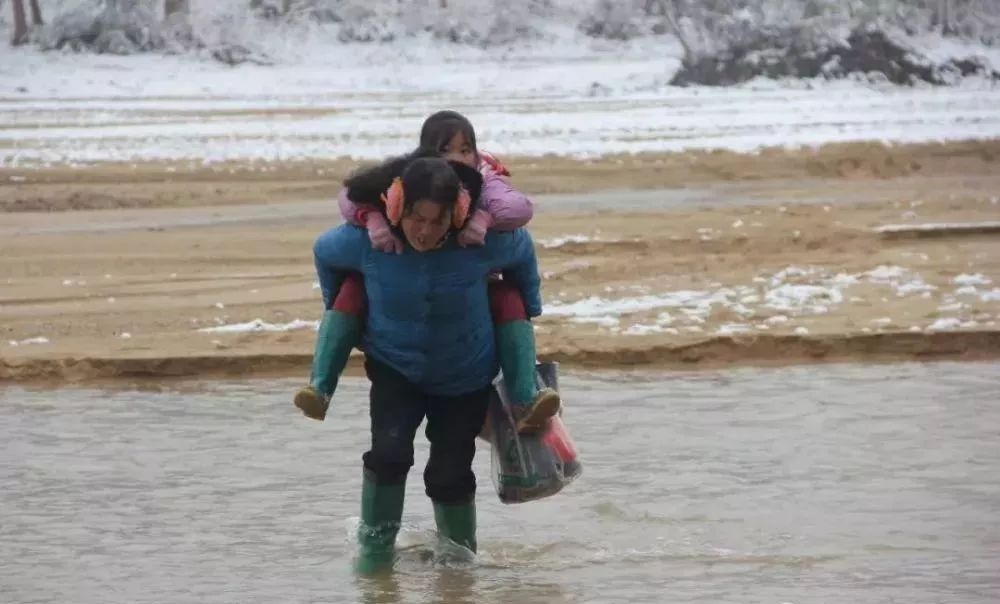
[293,388,329,421]
[516,389,561,433]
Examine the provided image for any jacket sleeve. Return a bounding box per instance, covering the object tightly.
[483,229,542,318]
[479,172,533,231]
[313,225,366,308]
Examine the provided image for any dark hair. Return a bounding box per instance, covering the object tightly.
[343,147,434,208]
[344,148,482,226]
[399,157,461,214]
[419,110,478,156]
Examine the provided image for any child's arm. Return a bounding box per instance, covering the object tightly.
[482,229,542,318]
[312,225,367,308]
[479,169,533,231]
[337,187,403,254]
[457,164,534,247]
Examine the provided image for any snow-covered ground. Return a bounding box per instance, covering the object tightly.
[541,265,997,336]
[178,265,997,337]
[2,35,1000,167]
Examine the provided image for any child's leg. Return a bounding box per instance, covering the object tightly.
[489,279,560,433]
[293,272,365,421]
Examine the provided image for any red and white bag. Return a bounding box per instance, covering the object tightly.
[487,362,582,504]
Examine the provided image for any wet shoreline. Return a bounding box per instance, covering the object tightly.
[3,330,999,386]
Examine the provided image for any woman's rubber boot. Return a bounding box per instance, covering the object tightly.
[293,309,361,420]
[495,320,561,433]
[432,499,477,553]
[355,472,405,575]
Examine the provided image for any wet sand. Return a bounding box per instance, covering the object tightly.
[2,141,999,384]
[4,139,1000,212]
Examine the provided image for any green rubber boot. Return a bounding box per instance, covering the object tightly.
[432,499,477,553]
[293,309,361,420]
[355,473,405,575]
[495,320,560,433]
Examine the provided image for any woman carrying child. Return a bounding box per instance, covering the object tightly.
[296,110,559,433]
[310,152,542,572]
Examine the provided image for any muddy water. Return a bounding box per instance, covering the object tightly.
[2,362,999,603]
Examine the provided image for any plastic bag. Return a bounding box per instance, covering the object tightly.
[488,361,582,504]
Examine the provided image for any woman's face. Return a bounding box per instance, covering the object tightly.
[442,131,477,168]
[400,199,452,252]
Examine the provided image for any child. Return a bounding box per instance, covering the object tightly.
[294,111,560,433]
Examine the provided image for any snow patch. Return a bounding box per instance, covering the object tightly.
[954,273,992,286]
[865,265,907,282]
[540,235,594,248]
[764,284,841,315]
[928,318,977,331]
[717,323,753,335]
[8,336,50,346]
[197,319,318,333]
[622,323,673,336]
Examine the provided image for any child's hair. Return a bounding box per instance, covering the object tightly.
[344,148,482,224]
[343,147,434,208]
[419,111,478,156]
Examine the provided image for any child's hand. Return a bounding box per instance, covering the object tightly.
[478,151,511,178]
[479,161,497,180]
[457,209,493,247]
[366,211,404,254]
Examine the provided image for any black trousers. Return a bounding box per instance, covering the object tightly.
[362,358,491,504]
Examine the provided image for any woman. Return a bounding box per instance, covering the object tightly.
[312,153,542,573]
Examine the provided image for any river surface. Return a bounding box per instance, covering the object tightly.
[2,362,999,603]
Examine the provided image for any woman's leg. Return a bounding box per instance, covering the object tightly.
[355,358,426,574]
[489,279,560,433]
[424,385,491,553]
[294,272,365,420]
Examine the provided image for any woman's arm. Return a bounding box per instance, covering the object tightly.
[312,225,367,308]
[482,229,542,317]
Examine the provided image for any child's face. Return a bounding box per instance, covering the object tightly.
[442,132,477,168]
[401,199,452,252]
